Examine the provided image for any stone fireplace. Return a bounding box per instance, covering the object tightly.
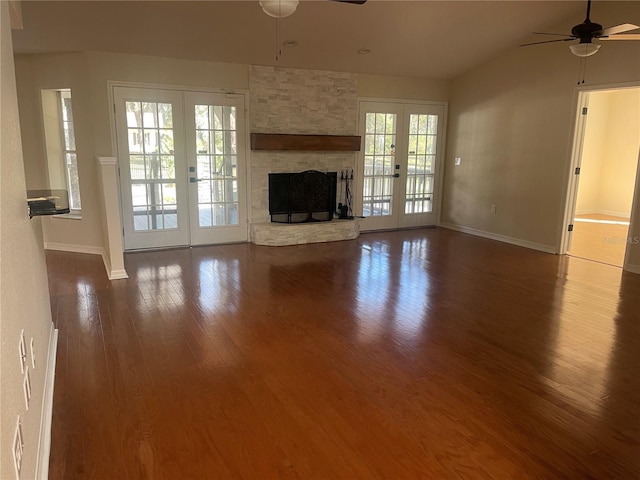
[249,66,360,245]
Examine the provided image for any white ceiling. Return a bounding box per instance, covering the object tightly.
[11,1,636,80]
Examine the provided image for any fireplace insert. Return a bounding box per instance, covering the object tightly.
[269,170,337,223]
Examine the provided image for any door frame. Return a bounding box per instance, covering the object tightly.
[107,81,251,251]
[355,97,448,230]
[559,81,640,272]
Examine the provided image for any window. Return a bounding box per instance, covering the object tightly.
[41,88,81,214]
[58,91,81,211]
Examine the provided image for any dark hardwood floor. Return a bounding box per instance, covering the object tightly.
[46,228,640,479]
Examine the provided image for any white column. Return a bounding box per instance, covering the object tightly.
[96,156,128,279]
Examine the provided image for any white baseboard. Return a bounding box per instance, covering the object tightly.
[101,253,128,280]
[44,242,128,279]
[624,263,640,274]
[439,222,557,254]
[44,242,104,257]
[574,209,631,219]
[36,325,58,480]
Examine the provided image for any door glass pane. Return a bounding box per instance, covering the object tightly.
[125,101,177,231]
[193,104,239,227]
[405,114,437,215]
[362,112,396,217]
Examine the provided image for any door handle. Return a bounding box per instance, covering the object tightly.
[393,173,400,178]
[189,177,205,183]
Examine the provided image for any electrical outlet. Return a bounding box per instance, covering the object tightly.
[454,157,462,166]
[13,417,23,479]
[18,330,27,374]
[490,204,497,214]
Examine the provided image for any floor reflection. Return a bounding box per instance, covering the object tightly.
[197,257,240,316]
[355,242,392,342]
[355,237,433,343]
[134,263,185,308]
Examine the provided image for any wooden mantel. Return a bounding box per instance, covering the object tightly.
[250,133,361,152]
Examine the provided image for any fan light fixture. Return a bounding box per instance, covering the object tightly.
[569,42,601,57]
[260,0,299,18]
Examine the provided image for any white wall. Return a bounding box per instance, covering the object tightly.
[15,51,448,251]
[576,88,640,218]
[442,1,640,262]
[15,51,250,252]
[1,3,55,479]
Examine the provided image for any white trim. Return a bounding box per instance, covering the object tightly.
[624,263,640,274]
[559,90,589,255]
[574,209,631,219]
[440,222,557,254]
[577,80,640,94]
[101,252,129,280]
[98,156,117,166]
[44,242,104,256]
[623,150,640,271]
[355,98,448,230]
[358,96,448,108]
[561,83,640,272]
[43,242,128,279]
[35,325,58,480]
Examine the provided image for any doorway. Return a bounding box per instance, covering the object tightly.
[564,86,640,267]
[113,86,248,250]
[355,100,446,231]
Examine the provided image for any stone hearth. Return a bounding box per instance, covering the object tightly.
[250,220,360,247]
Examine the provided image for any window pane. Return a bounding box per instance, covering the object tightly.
[142,102,158,128]
[158,103,173,128]
[159,130,174,154]
[196,131,210,154]
[198,181,212,204]
[145,155,161,179]
[61,95,73,122]
[58,90,81,211]
[144,130,159,154]
[128,129,143,154]
[130,155,145,180]
[195,105,209,129]
[66,153,81,210]
[126,102,142,128]
[197,155,211,179]
[64,122,75,150]
[160,155,175,180]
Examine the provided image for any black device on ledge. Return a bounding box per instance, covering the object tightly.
[27,189,70,218]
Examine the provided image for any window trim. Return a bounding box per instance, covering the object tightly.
[56,89,81,214]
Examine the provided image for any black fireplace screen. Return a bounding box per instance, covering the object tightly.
[269,170,337,223]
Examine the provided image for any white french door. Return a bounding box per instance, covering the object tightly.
[356,100,446,231]
[114,87,247,250]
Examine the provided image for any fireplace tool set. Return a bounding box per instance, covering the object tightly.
[337,169,354,219]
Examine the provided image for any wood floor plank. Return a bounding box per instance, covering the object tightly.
[46,228,640,479]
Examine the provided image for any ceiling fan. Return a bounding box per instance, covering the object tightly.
[520,0,640,57]
[259,0,366,19]
[259,0,367,61]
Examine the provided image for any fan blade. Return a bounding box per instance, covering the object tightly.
[600,34,640,41]
[531,32,574,37]
[520,38,575,47]
[597,23,640,36]
[330,0,367,3]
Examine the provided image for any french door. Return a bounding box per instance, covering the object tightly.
[114,87,247,250]
[356,100,446,231]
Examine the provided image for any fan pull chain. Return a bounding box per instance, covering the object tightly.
[274,17,284,61]
[576,56,588,85]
